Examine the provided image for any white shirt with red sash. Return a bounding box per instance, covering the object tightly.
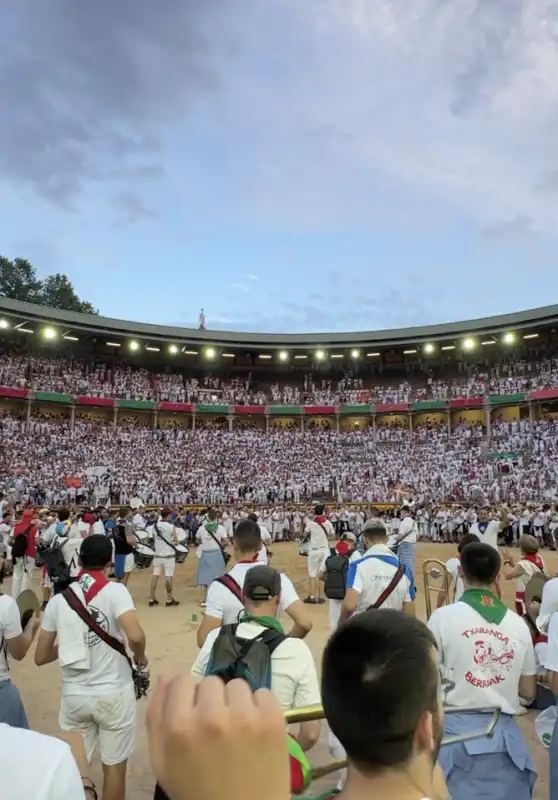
[42,570,135,695]
[515,554,546,616]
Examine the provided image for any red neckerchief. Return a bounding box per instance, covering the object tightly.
[314,515,327,524]
[523,553,544,571]
[534,633,548,646]
[236,554,259,564]
[76,570,109,605]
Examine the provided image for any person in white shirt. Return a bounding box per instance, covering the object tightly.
[392,506,418,588]
[318,533,362,631]
[148,507,180,608]
[248,512,271,564]
[35,535,148,800]
[542,607,558,799]
[303,504,334,605]
[469,506,504,551]
[340,519,415,625]
[39,507,81,605]
[192,566,320,751]
[322,608,449,800]
[503,535,547,616]
[0,724,87,800]
[436,533,480,609]
[0,593,40,728]
[428,542,537,800]
[197,519,311,648]
[195,508,228,608]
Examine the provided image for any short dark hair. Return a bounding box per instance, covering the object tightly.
[160,507,171,520]
[79,535,113,570]
[248,512,258,523]
[233,519,261,554]
[460,542,501,585]
[457,533,479,554]
[57,507,70,522]
[314,504,325,516]
[207,507,218,521]
[322,610,439,774]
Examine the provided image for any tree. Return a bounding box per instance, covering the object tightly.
[0,256,42,303]
[0,256,98,314]
[40,273,98,314]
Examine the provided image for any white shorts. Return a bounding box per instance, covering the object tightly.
[152,557,176,577]
[308,548,328,579]
[123,553,135,574]
[59,684,136,766]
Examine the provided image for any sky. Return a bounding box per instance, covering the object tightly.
[1,0,558,334]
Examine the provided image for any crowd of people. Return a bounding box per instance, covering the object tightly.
[1,409,558,507]
[2,353,558,405]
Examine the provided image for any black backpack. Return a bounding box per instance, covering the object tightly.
[324,549,349,600]
[11,522,33,561]
[41,536,72,584]
[204,623,286,690]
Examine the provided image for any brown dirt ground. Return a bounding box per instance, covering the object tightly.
[9,542,550,799]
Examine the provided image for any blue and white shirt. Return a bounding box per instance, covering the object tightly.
[346,544,415,613]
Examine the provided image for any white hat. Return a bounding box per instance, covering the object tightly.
[343,532,357,542]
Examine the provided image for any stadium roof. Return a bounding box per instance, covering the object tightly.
[0,296,557,350]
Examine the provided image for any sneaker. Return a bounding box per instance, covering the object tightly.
[148,599,159,607]
[303,596,318,604]
[166,599,180,607]
[199,601,207,608]
[316,597,326,605]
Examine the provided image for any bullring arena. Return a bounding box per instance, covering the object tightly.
[3,297,558,798]
[7,541,552,799]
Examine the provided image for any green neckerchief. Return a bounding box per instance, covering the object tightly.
[241,613,284,634]
[204,521,218,535]
[460,588,508,625]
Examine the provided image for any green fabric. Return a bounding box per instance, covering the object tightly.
[411,400,447,411]
[204,522,218,535]
[196,403,229,414]
[118,399,154,410]
[460,589,508,624]
[488,393,525,405]
[35,390,72,404]
[240,613,284,634]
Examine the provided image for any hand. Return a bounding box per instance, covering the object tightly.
[135,657,149,670]
[147,675,289,800]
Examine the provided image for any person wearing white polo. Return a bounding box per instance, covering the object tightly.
[197,519,311,648]
[303,504,334,605]
[340,519,415,624]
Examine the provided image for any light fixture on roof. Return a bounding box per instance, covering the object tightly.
[523,333,539,340]
[168,345,178,355]
[367,352,380,357]
[184,350,198,355]
[481,339,496,346]
[145,346,160,352]
[403,349,417,355]
[205,347,216,359]
[462,337,476,351]
[222,353,235,358]
[19,327,33,334]
[129,340,139,351]
[331,354,343,359]
[107,341,121,348]
[294,354,307,360]
[0,319,9,330]
[259,354,272,360]
[441,345,455,351]
[351,349,360,359]
[424,343,435,355]
[43,327,57,340]
[278,350,289,362]
[63,335,79,342]
[503,332,516,345]
[315,349,326,361]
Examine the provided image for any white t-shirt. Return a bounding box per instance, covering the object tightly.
[204,562,299,625]
[192,621,321,711]
[398,516,417,544]
[41,524,82,578]
[0,594,22,682]
[428,601,537,715]
[196,524,227,552]
[305,519,334,550]
[536,576,558,634]
[0,723,85,800]
[346,544,414,613]
[257,525,272,564]
[445,557,464,602]
[469,520,500,550]
[150,520,178,557]
[42,578,135,696]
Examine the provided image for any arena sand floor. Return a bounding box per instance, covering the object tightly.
[7,542,550,799]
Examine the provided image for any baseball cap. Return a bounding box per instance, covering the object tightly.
[343,533,357,542]
[243,566,281,602]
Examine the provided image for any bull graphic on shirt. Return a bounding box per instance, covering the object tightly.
[473,640,515,669]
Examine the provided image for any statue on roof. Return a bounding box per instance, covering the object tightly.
[199,308,206,330]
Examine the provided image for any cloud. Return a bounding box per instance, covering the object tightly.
[246,274,259,281]
[482,215,536,239]
[114,192,159,226]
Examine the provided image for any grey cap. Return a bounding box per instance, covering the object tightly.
[362,518,387,536]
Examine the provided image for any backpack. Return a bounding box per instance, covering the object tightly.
[324,549,349,600]
[204,623,286,691]
[41,536,72,584]
[11,522,33,561]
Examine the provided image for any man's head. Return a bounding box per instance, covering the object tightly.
[457,533,479,554]
[519,534,539,557]
[314,504,325,517]
[57,507,70,523]
[160,507,171,521]
[477,506,490,523]
[79,535,113,571]
[233,519,262,557]
[362,518,387,546]
[401,506,411,517]
[459,542,501,589]
[207,507,218,522]
[247,512,259,523]
[242,566,281,617]
[322,610,442,777]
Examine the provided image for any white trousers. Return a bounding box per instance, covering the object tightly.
[12,556,34,598]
